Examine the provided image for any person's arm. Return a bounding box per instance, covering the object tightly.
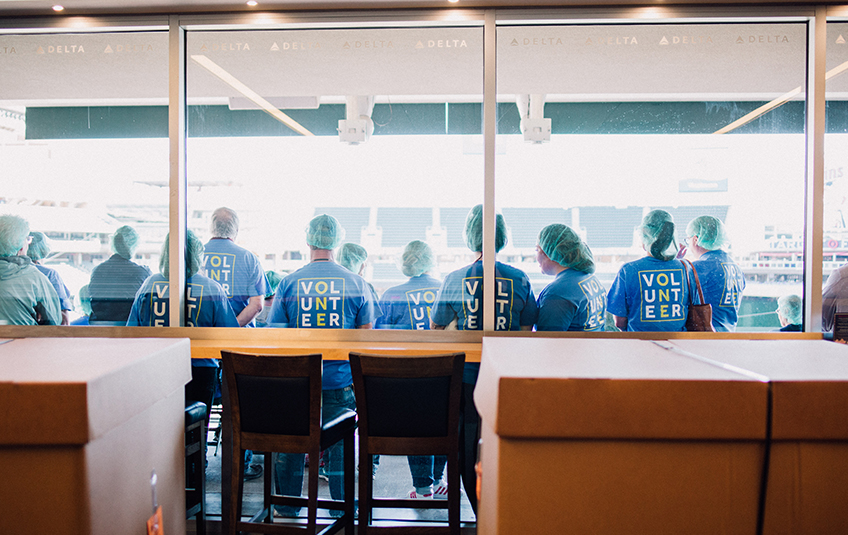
[614,314,628,331]
[520,325,533,331]
[60,310,70,326]
[236,295,263,327]
[431,321,446,330]
[357,323,372,329]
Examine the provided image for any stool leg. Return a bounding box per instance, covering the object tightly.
[344,432,355,535]
[197,419,207,535]
[448,449,460,535]
[307,446,319,534]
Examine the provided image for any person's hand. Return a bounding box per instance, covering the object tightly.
[676,242,688,260]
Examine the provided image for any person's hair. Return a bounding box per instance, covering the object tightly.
[265,270,283,297]
[111,225,141,260]
[306,214,345,250]
[78,284,92,316]
[464,204,507,253]
[0,215,30,256]
[401,240,435,277]
[640,209,677,261]
[159,230,204,278]
[27,231,50,261]
[686,215,728,251]
[538,224,595,273]
[777,294,803,325]
[211,207,239,239]
[338,243,368,274]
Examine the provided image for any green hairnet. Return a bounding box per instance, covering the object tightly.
[159,230,204,278]
[112,225,141,260]
[464,204,507,253]
[538,224,595,274]
[27,231,50,261]
[339,243,368,274]
[0,215,30,256]
[640,209,677,261]
[401,240,435,277]
[686,215,728,251]
[78,284,92,316]
[777,294,803,325]
[306,214,345,250]
[265,270,283,297]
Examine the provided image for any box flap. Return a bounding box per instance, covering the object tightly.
[0,338,191,445]
[476,338,767,440]
[671,340,848,440]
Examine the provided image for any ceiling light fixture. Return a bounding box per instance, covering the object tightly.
[246,0,258,5]
[52,5,64,11]
[448,0,459,3]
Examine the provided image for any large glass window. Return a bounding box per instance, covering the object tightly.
[186,26,484,329]
[0,29,169,325]
[496,21,807,332]
[824,20,848,334]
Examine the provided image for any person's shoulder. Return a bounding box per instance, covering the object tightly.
[495,261,530,279]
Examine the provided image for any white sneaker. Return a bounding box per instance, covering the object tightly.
[432,480,448,500]
[408,486,433,499]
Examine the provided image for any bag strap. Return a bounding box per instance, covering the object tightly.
[683,259,706,306]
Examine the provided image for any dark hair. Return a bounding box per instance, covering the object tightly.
[650,221,676,261]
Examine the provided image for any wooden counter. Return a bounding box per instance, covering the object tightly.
[0,338,192,535]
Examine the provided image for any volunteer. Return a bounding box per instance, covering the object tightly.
[607,209,690,331]
[535,223,606,331]
[684,215,745,331]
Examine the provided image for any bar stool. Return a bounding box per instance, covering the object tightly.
[349,352,465,535]
[221,351,356,535]
[185,401,207,535]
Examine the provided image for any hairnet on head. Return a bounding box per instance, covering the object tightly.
[27,231,50,261]
[401,240,435,277]
[265,270,283,297]
[686,215,728,251]
[464,204,507,253]
[211,207,239,239]
[640,209,677,261]
[159,230,205,278]
[78,284,92,316]
[112,225,141,260]
[306,214,345,250]
[778,294,803,325]
[339,243,368,274]
[0,215,31,257]
[538,224,595,274]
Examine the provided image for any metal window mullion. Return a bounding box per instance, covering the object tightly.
[168,15,187,328]
[804,7,826,332]
[483,10,497,332]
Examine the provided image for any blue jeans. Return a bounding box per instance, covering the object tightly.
[407,455,447,489]
[274,386,356,515]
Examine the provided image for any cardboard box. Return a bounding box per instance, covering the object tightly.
[475,338,768,535]
[670,340,848,535]
[0,338,192,535]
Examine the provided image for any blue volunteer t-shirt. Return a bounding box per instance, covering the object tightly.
[267,260,381,389]
[203,238,266,321]
[431,260,537,332]
[126,273,239,366]
[375,274,442,330]
[691,250,746,332]
[607,256,690,332]
[536,269,606,331]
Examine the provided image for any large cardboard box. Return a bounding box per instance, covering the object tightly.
[475,338,768,535]
[0,338,192,535]
[670,340,848,535]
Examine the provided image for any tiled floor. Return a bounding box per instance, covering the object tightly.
[203,440,477,527]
